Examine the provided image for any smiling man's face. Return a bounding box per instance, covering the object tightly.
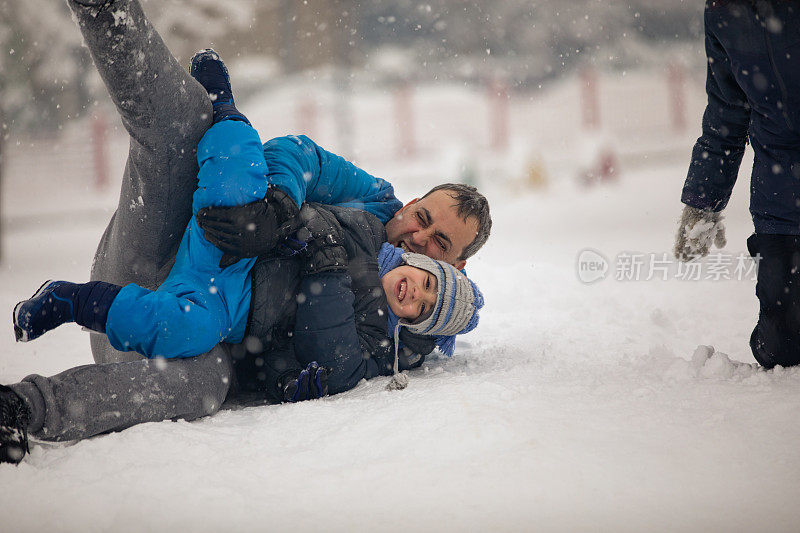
[384,189,478,270]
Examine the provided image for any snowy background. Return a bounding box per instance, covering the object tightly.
[2,1,800,532]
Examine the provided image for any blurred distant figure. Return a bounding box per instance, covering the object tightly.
[674,0,800,368]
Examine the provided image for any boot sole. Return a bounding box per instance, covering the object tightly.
[70,0,114,8]
[13,280,55,343]
[190,49,230,79]
[189,49,233,102]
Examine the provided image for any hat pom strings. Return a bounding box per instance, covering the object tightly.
[433,279,484,357]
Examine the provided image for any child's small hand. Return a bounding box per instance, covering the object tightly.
[279,362,329,402]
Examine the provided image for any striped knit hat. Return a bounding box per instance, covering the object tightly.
[401,252,483,343]
[385,250,484,390]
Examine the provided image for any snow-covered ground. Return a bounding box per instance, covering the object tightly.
[2,73,800,532]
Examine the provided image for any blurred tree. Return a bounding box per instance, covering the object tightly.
[147,0,259,63]
[0,0,257,262]
[0,0,88,133]
[356,0,703,84]
[0,0,707,134]
[0,0,258,135]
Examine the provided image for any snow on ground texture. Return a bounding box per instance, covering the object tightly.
[3,82,800,532]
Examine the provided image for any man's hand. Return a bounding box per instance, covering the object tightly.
[296,204,348,275]
[279,362,329,402]
[196,188,300,268]
[673,205,727,262]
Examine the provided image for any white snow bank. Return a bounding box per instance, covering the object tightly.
[2,77,800,532]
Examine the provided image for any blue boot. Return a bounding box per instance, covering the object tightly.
[190,49,250,125]
[13,280,121,342]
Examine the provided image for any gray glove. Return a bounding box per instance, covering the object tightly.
[673,205,727,262]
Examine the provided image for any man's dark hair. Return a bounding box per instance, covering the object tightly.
[422,183,491,261]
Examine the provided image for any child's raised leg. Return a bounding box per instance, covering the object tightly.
[105,118,270,357]
[102,52,269,358]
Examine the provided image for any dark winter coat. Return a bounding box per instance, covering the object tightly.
[681,0,800,234]
[240,204,395,396]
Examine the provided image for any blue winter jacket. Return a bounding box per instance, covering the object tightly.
[263,135,403,224]
[682,1,800,234]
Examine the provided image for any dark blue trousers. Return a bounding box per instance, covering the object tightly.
[748,234,800,369]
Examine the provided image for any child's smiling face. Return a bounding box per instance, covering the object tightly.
[381,265,438,322]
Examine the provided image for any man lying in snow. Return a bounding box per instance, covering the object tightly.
[0,0,490,465]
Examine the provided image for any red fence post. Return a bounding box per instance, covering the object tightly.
[92,112,109,191]
[580,66,600,131]
[668,61,687,133]
[296,97,318,139]
[394,81,415,159]
[488,79,509,151]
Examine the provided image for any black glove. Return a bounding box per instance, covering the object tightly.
[398,348,426,371]
[278,362,329,402]
[197,188,301,268]
[296,204,348,276]
[399,328,436,356]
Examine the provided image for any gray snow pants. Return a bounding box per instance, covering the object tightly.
[8,0,234,442]
[76,0,212,364]
[10,346,232,442]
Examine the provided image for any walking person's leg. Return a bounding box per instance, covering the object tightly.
[66,0,212,363]
[748,234,800,368]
